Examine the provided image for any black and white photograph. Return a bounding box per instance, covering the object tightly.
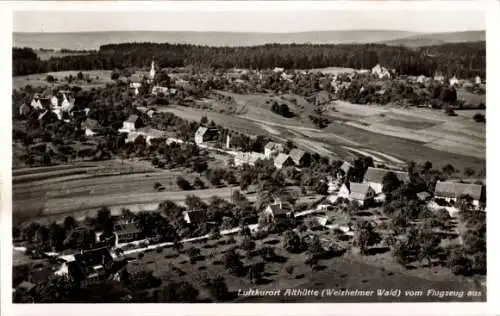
[3,0,495,311]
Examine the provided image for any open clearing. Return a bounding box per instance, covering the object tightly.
[13,70,114,91]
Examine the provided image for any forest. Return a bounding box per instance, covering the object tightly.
[13,41,485,78]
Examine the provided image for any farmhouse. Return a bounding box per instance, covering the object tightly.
[55,247,115,288]
[81,119,101,137]
[261,200,294,223]
[114,220,141,244]
[194,126,219,145]
[121,115,144,132]
[338,182,375,207]
[234,152,266,167]
[274,153,294,170]
[264,142,285,159]
[363,167,410,194]
[434,180,483,208]
[289,148,310,167]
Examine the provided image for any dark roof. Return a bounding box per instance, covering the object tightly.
[39,98,52,107]
[289,149,306,165]
[114,222,140,235]
[81,118,101,130]
[17,281,36,293]
[434,181,482,200]
[69,247,113,280]
[363,167,409,184]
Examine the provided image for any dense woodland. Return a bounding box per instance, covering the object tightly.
[13,41,485,78]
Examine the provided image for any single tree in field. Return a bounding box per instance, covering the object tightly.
[354,222,381,255]
[240,236,256,257]
[282,230,303,254]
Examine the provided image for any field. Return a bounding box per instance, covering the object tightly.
[12,159,248,224]
[160,91,485,176]
[12,70,114,91]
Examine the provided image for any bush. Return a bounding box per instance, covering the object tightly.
[176,176,193,190]
[473,113,485,123]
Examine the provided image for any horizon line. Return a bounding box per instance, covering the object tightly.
[13,29,486,35]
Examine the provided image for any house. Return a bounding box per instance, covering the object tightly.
[434,181,483,208]
[274,153,294,170]
[338,182,375,206]
[146,109,157,118]
[337,161,352,180]
[475,76,482,85]
[81,118,101,137]
[234,152,266,167]
[194,126,219,145]
[121,115,144,132]
[417,191,432,202]
[137,127,168,145]
[273,67,285,73]
[130,82,142,96]
[261,200,294,222]
[183,210,208,225]
[264,142,284,159]
[371,64,391,79]
[30,95,47,110]
[363,167,410,194]
[151,86,173,96]
[19,103,31,117]
[114,220,141,244]
[434,71,445,83]
[289,148,310,167]
[449,76,460,87]
[56,247,115,288]
[416,75,427,83]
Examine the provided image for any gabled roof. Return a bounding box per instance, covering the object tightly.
[289,149,306,165]
[264,142,284,151]
[274,153,293,168]
[363,167,409,184]
[183,210,208,224]
[81,118,100,130]
[417,191,431,201]
[345,182,372,201]
[126,115,139,123]
[195,126,208,138]
[340,161,352,174]
[434,181,482,200]
[114,222,140,236]
[266,202,293,216]
[69,247,113,280]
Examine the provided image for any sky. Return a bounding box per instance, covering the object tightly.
[13,9,485,34]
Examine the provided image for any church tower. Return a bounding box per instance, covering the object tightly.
[150,60,156,81]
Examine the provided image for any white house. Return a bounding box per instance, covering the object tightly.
[434,180,483,208]
[475,76,482,85]
[130,82,142,96]
[120,115,143,133]
[371,64,391,79]
[264,142,284,159]
[449,76,460,87]
[182,210,208,225]
[363,167,410,194]
[273,67,285,73]
[338,182,375,206]
[234,152,266,167]
[416,75,427,84]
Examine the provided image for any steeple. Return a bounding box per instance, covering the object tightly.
[150,60,156,80]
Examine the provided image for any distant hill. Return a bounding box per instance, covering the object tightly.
[13,30,421,50]
[381,31,485,47]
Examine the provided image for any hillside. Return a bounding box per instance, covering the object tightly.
[13,30,421,50]
[382,31,485,47]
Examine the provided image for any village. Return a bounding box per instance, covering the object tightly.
[12,52,487,303]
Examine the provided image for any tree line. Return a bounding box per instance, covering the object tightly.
[13,41,485,78]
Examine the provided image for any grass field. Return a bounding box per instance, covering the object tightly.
[13,70,114,91]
